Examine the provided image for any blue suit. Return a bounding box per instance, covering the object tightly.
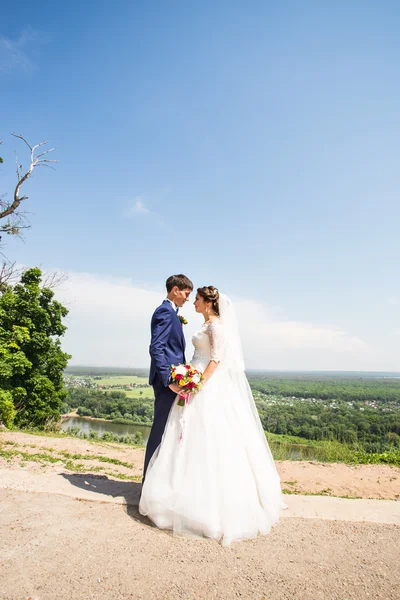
[143,300,186,478]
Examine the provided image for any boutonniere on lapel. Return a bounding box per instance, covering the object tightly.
[178,315,188,325]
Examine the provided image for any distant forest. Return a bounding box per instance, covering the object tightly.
[65,366,400,381]
[64,368,400,453]
[65,366,149,377]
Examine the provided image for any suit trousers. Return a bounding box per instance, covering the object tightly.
[143,374,176,479]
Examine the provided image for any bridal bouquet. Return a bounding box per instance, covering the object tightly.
[171,363,203,406]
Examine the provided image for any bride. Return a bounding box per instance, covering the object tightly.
[139,286,285,546]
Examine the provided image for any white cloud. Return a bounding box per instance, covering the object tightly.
[234,298,367,351]
[0,30,40,73]
[126,197,167,227]
[51,270,396,372]
[56,272,161,367]
[128,197,151,217]
[232,298,372,371]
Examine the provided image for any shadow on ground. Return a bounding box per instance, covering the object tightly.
[59,473,155,526]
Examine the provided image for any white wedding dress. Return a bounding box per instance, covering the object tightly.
[139,295,285,546]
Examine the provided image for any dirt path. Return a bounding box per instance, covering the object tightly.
[1,430,399,499]
[1,487,399,600]
[1,431,400,599]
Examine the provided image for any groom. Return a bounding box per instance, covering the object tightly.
[143,274,193,479]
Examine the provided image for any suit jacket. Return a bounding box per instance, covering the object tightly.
[149,300,186,387]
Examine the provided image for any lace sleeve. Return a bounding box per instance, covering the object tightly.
[206,321,224,363]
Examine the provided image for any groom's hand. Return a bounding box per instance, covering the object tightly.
[169,383,181,394]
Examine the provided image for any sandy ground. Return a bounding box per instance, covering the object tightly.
[1,430,399,500]
[1,431,400,599]
[1,487,399,600]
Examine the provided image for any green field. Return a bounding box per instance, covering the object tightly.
[95,376,149,386]
[95,375,154,399]
[112,387,154,399]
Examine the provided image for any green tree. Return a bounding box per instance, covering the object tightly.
[133,432,144,445]
[0,267,71,427]
[77,406,93,417]
[0,390,16,428]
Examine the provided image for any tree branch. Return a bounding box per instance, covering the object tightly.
[0,261,23,292]
[42,270,68,290]
[0,262,68,294]
[0,133,58,237]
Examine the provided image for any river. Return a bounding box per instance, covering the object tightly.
[61,417,151,443]
[60,416,321,460]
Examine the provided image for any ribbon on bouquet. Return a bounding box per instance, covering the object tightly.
[178,392,191,444]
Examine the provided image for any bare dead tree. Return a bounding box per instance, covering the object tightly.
[41,269,68,290]
[0,133,58,239]
[0,261,23,292]
[0,263,68,294]
[0,134,61,292]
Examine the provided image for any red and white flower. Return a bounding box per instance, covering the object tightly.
[170,363,203,406]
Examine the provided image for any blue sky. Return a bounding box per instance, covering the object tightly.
[1,1,400,370]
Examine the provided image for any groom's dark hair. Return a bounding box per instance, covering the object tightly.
[166,274,193,293]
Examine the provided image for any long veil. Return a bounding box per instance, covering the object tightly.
[218,293,283,470]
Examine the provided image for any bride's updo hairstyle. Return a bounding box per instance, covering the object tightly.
[197,286,220,316]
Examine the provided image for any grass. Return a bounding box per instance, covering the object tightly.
[0,444,137,476]
[268,436,400,467]
[104,471,142,481]
[5,426,400,467]
[111,417,152,426]
[0,448,63,464]
[58,451,133,468]
[0,442,143,482]
[9,427,90,440]
[269,442,294,461]
[281,489,365,499]
[8,427,146,447]
[2,435,398,495]
[266,432,317,445]
[111,387,154,399]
